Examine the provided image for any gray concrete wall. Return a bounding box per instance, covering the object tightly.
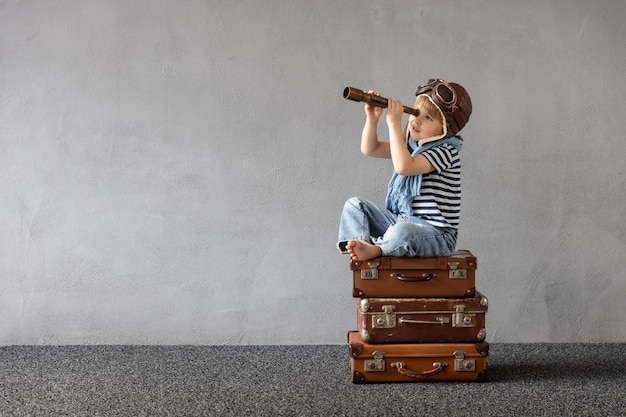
[2,0,625,345]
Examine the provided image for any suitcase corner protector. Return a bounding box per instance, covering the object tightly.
[352,287,364,297]
[349,342,363,357]
[465,287,476,297]
[475,369,488,382]
[351,370,366,384]
[476,341,490,356]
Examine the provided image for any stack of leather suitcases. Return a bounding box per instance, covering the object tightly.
[347,250,489,383]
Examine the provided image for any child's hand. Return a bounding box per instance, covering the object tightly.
[364,90,383,120]
[386,98,403,127]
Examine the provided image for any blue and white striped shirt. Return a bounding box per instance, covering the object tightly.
[411,143,461,228]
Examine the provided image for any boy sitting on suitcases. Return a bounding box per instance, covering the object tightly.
[337,79,473,262]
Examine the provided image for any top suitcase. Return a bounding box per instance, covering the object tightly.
[350,250,477,298]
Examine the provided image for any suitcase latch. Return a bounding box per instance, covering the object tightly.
[450,269,467,279]
[452,305,476,328]
[360,261,380,280]
[453,350,475,372]
[371,305,396,329]
[447,261,467,279]
[364,351,385,372]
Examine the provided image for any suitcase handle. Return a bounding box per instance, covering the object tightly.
[391,361,448,378]
[392,273,435,282]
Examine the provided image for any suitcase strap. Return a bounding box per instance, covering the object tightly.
[391,361,448,378]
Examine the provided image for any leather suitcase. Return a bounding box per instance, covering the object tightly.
[351,250,477,298]
[356,291,488,344]
[348,331,488,383]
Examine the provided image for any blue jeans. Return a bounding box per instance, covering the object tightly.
[337,197,458,257]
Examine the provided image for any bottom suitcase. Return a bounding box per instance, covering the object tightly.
[348,331,488,383]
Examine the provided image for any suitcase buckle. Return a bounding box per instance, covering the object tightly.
[371,305,396,329]
[452,305,476,328]
[453,350,476,372]
[448,262,468,279]
[364,351,385,372]
[360,261,380,279]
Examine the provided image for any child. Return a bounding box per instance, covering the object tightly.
[337,78,472,262]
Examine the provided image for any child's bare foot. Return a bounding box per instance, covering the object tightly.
[346,240,382,262]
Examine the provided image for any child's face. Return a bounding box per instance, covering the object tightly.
[408,100,444,140]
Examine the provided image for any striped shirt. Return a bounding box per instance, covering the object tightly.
[411,143,461,228]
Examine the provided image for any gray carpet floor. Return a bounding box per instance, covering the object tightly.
[1,343,625,416]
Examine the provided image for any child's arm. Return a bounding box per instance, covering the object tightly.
[386,98,435,176]
[360,92,391,158]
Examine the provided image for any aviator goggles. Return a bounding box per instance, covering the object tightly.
[415,78,466,130]
[415,79,457,112]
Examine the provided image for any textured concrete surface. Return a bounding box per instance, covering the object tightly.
[1,1,625,344]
